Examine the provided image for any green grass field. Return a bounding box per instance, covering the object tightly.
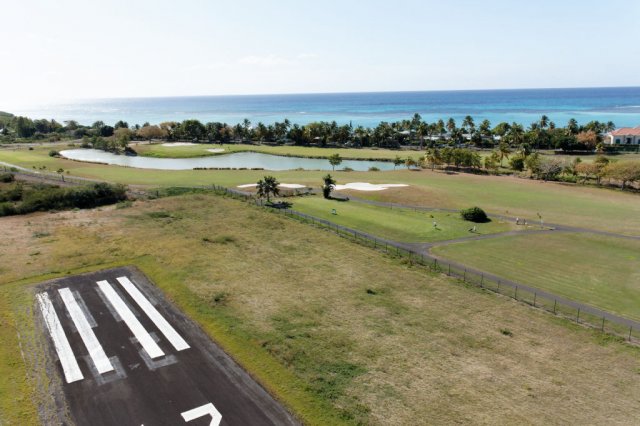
[2,145,640,236]
[1,194,639,425]
[431,232,640,321]
[289,196,517,242]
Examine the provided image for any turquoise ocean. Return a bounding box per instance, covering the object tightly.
[12,87,640,128]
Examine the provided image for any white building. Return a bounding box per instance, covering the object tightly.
[606,126,640,145]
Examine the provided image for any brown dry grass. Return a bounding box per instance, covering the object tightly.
[1,194,639,425]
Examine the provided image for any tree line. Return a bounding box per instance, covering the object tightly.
[0,112,619,152]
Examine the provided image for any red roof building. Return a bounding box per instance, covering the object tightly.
[606,126,640,145]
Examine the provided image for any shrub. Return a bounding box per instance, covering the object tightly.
[49,150,60,157]
[368,167,380,172]
[509,155,525,172]
[0,182,127,217]
[0,173,15,183]
[0,202,17,216]
[460,206,489,223]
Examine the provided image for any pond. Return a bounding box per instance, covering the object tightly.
[59,149,397,171]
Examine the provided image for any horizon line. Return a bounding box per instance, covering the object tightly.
[10,85,640,106]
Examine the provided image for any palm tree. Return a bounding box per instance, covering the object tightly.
[605,121,616,133]
[353,126,367,147]
[256,176,279,203]
[567,118,579,135]
[498,142,512,167]
[507,123,525,146]
[446,118,457,137]
[417,121,429,150]
[436,119,446,138]
[242,118,251,141]
[539,115,549,130]
[462,115,475,135]
[411,113,422,145]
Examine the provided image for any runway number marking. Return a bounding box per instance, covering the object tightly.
[36,292,84,383]
[181,403,222,426]
[96,280,165,359]
[58,288,115,374]
[116,276,190,351]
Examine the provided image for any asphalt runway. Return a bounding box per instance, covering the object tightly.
[35,266,298,426]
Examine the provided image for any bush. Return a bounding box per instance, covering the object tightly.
[509,155,525,172]
[0,202,17,216]
[0,173,15,183]
[368,166,380,172]
[460,206,489,223]
[0,182,127,217]
[49,150,60,157]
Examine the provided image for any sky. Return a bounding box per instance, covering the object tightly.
[1,0,639,108]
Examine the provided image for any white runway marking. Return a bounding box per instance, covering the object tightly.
[116,276,190,352]
[96,280,165,359]
[58,287,114,375]
[36,292,84,383]
[181,402,222,425]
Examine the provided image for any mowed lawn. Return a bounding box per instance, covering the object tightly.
[1,194,639,425]
[431,232,640,321]
[2,145,640,235]
[289,196,517,242]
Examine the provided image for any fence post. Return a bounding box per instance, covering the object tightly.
[448,264,451,276]
[629,326,633,342]
[553,300,557,314]
[480,274,484,288]
[497,280,500,292]
[576,308,580,323]
[533,293,536,307]
[514,286,518,300]
[433,258,437,269]
[463,270,466,282]
[601,316,605,332]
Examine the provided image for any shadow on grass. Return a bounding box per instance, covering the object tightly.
[267,201,293,209]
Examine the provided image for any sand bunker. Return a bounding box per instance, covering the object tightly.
[238,183,307,189]
[161,142,196,147]
[333,182,408,191]
[206,148,225,153]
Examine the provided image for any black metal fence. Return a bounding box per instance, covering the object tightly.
[207,185,640,344]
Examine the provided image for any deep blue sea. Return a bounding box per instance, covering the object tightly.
[12,87,640,128]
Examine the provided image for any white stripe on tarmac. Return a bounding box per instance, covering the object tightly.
[116,276,190,352]
[96,280,165,359]
[58,288,114,374]
[36,292,84,383]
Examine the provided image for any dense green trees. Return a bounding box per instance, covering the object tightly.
[0,110,624,154]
